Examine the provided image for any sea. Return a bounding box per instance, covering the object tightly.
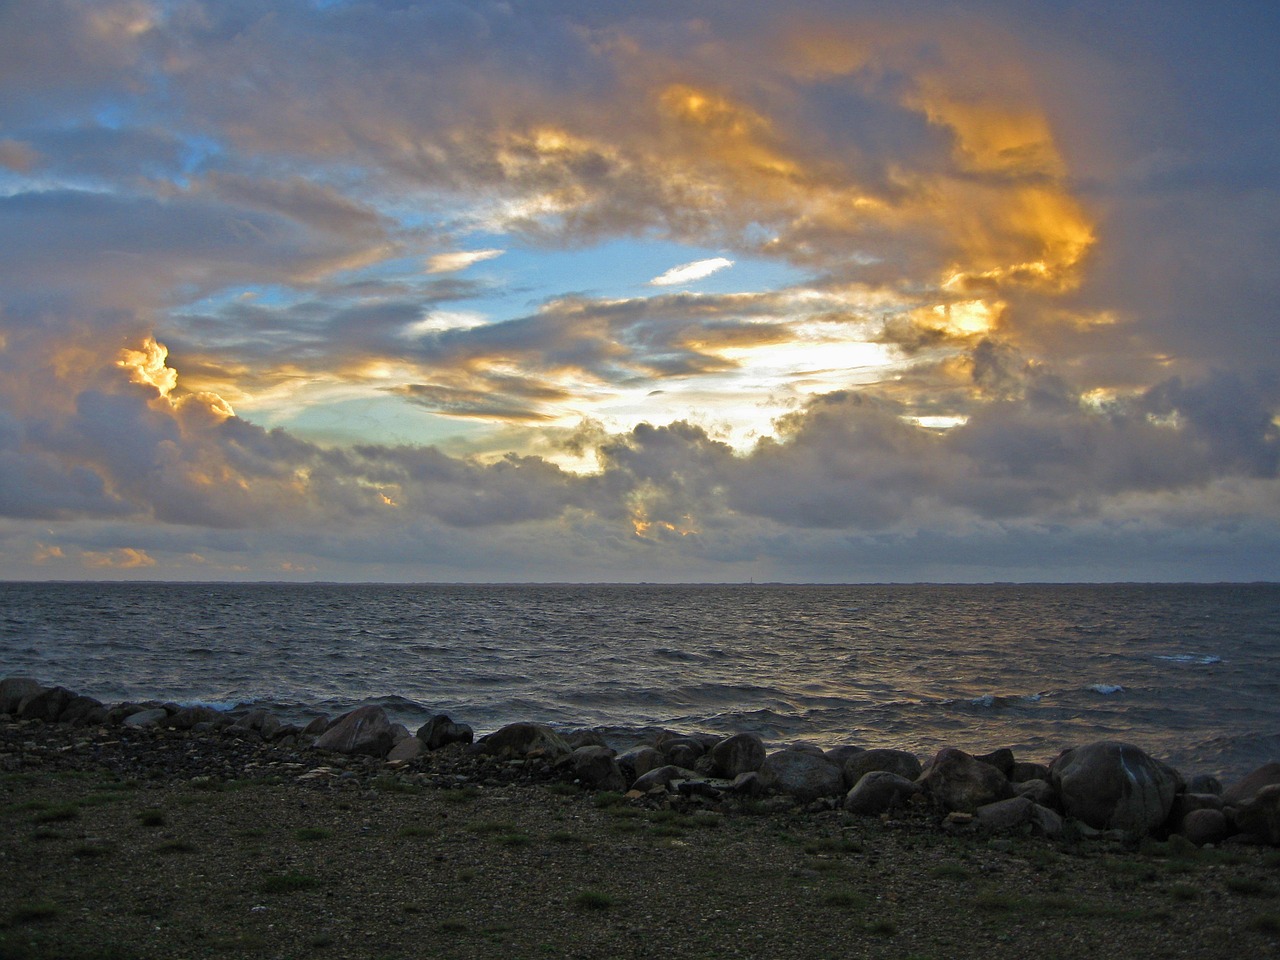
[1,582,1277,781]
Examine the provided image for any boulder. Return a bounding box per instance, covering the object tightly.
[122,707,170,729]
[416,714,474,750]
[632,764,699,793]
[1012,778,1056,807]
[0,677,45,714]
[731,771,766,797]
[843,771,920,816]
[168,705,223,730]
[784,741,827,758]
[1180,808,1230,846]
[562,745,627,792]
[659,737,706,769]
[971,797,1065,839]
[918,747,1012,813]
[1011,761,1051,784]
[386,737,425,763]
[617,746,664,785]
[974,748,1016,779]
[475,722,571,761]
[1233,784,1280,845]
[708,733,766,779]
[824,745,866,767]
[302,715,331,737]
[313,705,396,757]
[841,748,922,790]
[1223,762,1280,805]
[1187,774,1223,795]
[758,750,844,803]
[17,686,76,723]
[565,729,609,750]
[1049,740,1181,834]
[228,709,281,740]
[59,694,107,726]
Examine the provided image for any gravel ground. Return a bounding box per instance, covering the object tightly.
[2,717,1278,960]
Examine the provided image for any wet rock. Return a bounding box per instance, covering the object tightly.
[0,677,45,714]
[416,714,474,751]
[1181,808,1230,846]
[1233,784,1280,845]
[122,708,170,729]
[616,746,664,786]
[841,748,923,790]
[843,771,920,816]
[918,747,1012,814]
[708,733,766,779]
[561,745,626,792]
[475,722,571,761]
[313,705,396,758]
[228,709,282,740]
[1223,762,1280,805]
[1049,740,1181,834]
[759,750,844,803]
[389,723,411,743]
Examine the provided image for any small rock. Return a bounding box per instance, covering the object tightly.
[416,714,474,751]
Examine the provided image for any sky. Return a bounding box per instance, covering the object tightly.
[1,0,1278,583]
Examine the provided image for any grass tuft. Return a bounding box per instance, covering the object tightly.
[136,808,166,827]
[258,871,320,894]
[294,827,333,841]
[572,889,615,911]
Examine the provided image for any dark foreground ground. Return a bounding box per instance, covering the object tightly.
[2,718,1278,960]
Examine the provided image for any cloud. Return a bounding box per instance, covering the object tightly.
[426,249,505,274]
[649,257,734,286]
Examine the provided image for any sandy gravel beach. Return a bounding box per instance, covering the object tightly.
[2,716,1279,960]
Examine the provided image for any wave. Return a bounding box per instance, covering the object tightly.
[1155,654,1223,665]
[1087,684,1125,695]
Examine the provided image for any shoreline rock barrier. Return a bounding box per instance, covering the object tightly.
[2,675,1278,847]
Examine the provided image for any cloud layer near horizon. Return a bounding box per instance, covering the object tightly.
[1,0,1277,581]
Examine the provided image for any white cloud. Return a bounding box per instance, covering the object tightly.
[425,249,505,274]
[649,257,734,286]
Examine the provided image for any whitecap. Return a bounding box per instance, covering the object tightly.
[1155,654,1223,665]
[1087,684,1125,695]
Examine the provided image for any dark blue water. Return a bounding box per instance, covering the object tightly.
[1,582,1277,779]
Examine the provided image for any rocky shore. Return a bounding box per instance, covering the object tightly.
[3,677,1280,959]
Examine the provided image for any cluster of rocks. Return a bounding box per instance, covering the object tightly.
[3,676,1278,848]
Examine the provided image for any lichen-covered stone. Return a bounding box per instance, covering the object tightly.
[1049,740,1181,834]
[475,721,571,761]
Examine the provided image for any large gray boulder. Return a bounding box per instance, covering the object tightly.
[658,737,706,769]
[759,750,844,803]
[918,747,1012,813]
[1049,740,1181,834]
[841,748,922,790]
[59,694,107,726]
[708,733,766,779]
[122,707,170,729]
[313,705,396,757]
[475,722,571,761]
[17,686,76,723]
[843,771,920,816]
[617,746,664,785]
[632,764,700,793]
[975,796,1064,839]
[0,677,45,714]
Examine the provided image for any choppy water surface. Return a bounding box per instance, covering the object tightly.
[2,582,1277,779]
